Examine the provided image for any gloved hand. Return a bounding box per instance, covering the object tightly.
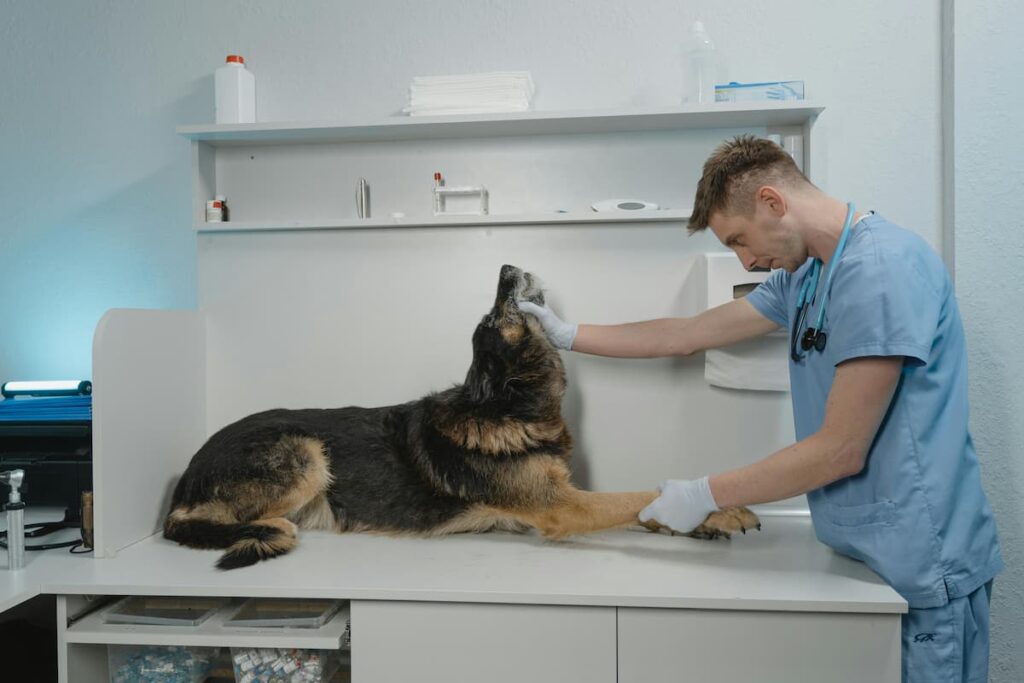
[638,476,719,534]
[517,301,578,351]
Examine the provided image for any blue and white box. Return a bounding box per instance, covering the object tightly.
[715,81,805,102]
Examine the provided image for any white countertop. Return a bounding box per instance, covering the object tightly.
[14,515,905,614]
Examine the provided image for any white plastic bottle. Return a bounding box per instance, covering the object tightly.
[215,55,255,124]
[685,21,717,105]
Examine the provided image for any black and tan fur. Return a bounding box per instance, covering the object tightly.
[164,265,759,569]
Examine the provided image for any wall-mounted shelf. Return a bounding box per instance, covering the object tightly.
[177,102,823,146]
[194,209,692,233]
[182,102,821,230]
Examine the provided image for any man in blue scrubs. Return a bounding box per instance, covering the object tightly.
[520,136,1001,682]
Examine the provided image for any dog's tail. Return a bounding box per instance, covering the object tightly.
[163,513,297,570]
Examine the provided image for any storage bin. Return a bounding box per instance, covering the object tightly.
[226,598,342,629]
[104,596,227,627]
[231,647,341,683]
[108,644,218,683]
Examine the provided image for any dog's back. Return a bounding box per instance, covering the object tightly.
[164,401,486,568]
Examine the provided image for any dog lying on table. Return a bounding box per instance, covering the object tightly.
[163,264,758,568]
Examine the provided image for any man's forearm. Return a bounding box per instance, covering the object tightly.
[572,318,694,358]
[709,357,901,509]
[571,299,778,358]
[708,433,861,508]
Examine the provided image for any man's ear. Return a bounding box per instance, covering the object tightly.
[757,185,787,218]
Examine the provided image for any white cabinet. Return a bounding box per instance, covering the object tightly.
[352,601,616,683]
[43,524,905,682]
[618,607,901,682]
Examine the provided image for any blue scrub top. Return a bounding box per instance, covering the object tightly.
[746,213,1002,608]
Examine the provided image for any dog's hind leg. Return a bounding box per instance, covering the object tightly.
[164,511,302,569]
[164,435,334,569]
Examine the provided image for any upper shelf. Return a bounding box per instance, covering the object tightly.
[177,102,824,146]
[194,209,692,233]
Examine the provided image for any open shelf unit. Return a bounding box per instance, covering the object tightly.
[65,598,351,649]
[180,102,821,232]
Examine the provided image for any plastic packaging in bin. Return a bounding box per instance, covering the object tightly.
[231,647,342,683]
[104,596,228,627]
[226,598,342,629]
[108,644,217,683]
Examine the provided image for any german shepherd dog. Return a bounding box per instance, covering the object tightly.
[164,265,759,569]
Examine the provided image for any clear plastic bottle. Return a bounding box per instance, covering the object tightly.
[215,55,256,124]
[684,21,717,105]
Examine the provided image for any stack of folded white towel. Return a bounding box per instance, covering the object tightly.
[404,71,535,116]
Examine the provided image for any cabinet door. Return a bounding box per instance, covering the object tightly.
[352,601,615,683]
[619,607,901,682]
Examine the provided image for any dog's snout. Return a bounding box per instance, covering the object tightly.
[500,264,522,280]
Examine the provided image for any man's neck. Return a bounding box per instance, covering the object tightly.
[799,196,859,266]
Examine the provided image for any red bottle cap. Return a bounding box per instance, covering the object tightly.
[226,55,245,64]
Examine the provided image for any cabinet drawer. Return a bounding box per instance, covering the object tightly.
[352,601,615,683]
[618,607,900,683]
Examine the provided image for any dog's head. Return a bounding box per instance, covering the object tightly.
[463,264,566,408]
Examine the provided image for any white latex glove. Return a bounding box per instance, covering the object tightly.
[638,476,719,534]
[517,301,578,351]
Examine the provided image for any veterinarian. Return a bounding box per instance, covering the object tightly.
[519,135,1001,683]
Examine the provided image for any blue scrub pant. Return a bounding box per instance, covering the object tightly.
[902,580,993,683]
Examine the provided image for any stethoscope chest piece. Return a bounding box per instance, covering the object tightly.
[801,327,827,353]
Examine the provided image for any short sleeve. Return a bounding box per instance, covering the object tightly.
[826,254,941,367]
[745,269,791,328]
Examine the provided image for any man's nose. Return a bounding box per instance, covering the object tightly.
[737,250,757,271]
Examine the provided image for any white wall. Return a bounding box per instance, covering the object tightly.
[0,0,943,383]
[954,1,1024,679]
[198,221,796,494]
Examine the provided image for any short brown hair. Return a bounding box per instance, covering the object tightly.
[687,134,810,233]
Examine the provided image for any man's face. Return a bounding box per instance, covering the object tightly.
[708,197,806,273]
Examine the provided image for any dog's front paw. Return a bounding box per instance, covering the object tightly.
[689,507,761,540]
[638,506,761,539]
[639,518,665,533]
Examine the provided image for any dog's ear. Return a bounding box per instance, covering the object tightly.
[465,325,504,403]
[464,362,494,403]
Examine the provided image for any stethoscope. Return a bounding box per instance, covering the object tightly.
[790,201,857,363]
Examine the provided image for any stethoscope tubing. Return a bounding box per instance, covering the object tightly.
[790,202,857,362]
